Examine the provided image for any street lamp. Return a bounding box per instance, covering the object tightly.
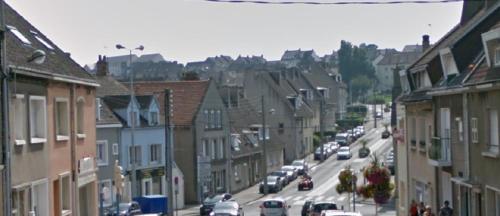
[116,44,144,199]
[260,96,275,195]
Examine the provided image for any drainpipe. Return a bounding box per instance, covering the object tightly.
[70,84,78,216]
[405,105,411,215]
[462,93,469,179]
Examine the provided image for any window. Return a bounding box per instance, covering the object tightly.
[419,118,426,150]
[55,98,69,141]
[97,140,108,166]
[112,143,119,155]
[129,110,138,127]
[150,144,161,163]
[231,134,241,151]
[259,127,270,141]
[30,30,54,50]
[7,25,31,45]
[472,118,479,143]
[11,188,27,216]
[204,110,209,129]
[495,47,500,67]
[96,98,101,121]
[210,139,216,160]
[219,138,225,159]
[216,110,221,128]
[142,178,152,196]
[60,175,71,214]
[410,118,416,147]
[29,96,47,144]
[76,98,85,137]
[13,94,26,145]
[129,146,142,166]
[149,111,159,126]
[210,110,215,129]
[489,109,499,154]
[203,139,209,156]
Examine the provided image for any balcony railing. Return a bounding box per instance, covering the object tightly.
[428,136,451,167]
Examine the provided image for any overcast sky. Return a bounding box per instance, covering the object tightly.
[6,0,463,65]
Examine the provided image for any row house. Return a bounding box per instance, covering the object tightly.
[4,3,98,216]
[398,1,500,215]
[133,80,230,204]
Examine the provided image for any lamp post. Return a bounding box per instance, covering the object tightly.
[261,95,275,195]
[116,44,143,199]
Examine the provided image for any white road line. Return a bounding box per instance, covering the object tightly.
[284,195,293,200]
[326,196,335,201]
[293,196,303,201]
[369,138,388,152]
[306,174,339,196]
[337,196,346,202]
[315,196,324,201]
[293,200,306,206]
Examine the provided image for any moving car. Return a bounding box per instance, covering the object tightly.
[337,146,352,160]
[105,201,142,216]
[309,202,338,216]
[259,176,282,193]
[301,200,313,216]
[321,210,363,216]
[270,170,289,187]
[381,130,390,139]
[335,133,349,146]
[210,201,244,216]
[291,159,308,175]
[297,175,314,191]
[200,193,233,216]
[385,153,395,175]
[259,198,290,216]
[281,165,298,181]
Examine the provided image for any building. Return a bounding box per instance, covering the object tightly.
[4,3,99,215]
[133,80,230,204]
[374,50,422,92]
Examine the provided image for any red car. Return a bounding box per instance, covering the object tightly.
[298,176,314,191]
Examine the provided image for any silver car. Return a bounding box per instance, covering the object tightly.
[210,201,244,216]
[260,198,290,216]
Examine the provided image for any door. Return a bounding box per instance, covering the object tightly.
[440,108,451,159]
[31,181,49,216]
[442,172,453,207]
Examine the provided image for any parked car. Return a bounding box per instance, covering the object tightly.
[356,126,365,135]
[270,170,289,187]
[259,198,290,216]
[337,146,352,160]
[297,176,314,191]
[328,142,339,153]
[385,153,395,175]
[291,159,308,175]
[105,201,142,216]
[381,130,390,139]
[314,147,327,161]
[133,195,167,215]
[321,210,363,216]
[259,176,282,193]
[346,130,357,141]
[301,200,313,216]
[281,165,298,181]
[210,201,244,216]
[323,144,333,157]
[376,112,383,119]
[335,133,349,146]
[309,202,338,216]
[200,193,232,216]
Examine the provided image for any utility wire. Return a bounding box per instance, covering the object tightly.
[204,0,462,5]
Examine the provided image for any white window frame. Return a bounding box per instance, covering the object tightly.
[112,143,119,155]
[204,110,209,129]
[141,178,153,196]
[210,110,215,129]
[472,117,479,143]
[495,46,500,67]
[59,172,71,215]
[76,97,86,139]
[13,94,26,145]
[219,138,225,159]
[216,110,221,128]
[7,25,31,45]
[202,139,208,156]
[210,139,216,160]
[489,109,499,154]
[29,95,47,144]
[129,146,142,166]
[55,97,70,141]
[97,140,108,166]
[96,98,101,121]
[149,111,159,126]
[149,144,161,164]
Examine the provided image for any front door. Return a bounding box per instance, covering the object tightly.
[31,181,49,216]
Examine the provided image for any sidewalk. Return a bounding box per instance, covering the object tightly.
[177,153,318,215]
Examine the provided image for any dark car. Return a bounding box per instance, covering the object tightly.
[105,201,142,216]
[381,130,390,139]
[270,170,289,187]
[259,176,282,193]
[314,147,327,160]
[200,193,232,216]
[297,176,313,191]
[301,200,313,216]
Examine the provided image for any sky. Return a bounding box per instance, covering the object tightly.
[6,0,463,66]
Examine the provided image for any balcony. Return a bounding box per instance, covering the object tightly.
[428,137,451,167]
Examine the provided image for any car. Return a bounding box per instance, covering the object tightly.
[309,202,338,216]
[346,130,357,141]
[297,175,314,191]
[385,154,395,175]
[259,198,290,216]
[270,170,289,187]
[105,201,142,216]
[337,146,352,160]
[321,210,363,216]
[356,126,365,135]
[376,112,383,119]
[301,200,313,216]
[259,176,282,193]
[200,193,233,216]
[381,130,390,139]
[335,133,349,146]
[328,142,339,153]
[314,147,327,161]
[291,159,308,175]
[210,200,244,216]
[281,165,298,181]
[323,144,333,157]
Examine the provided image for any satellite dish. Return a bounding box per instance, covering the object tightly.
[27,49,46,64]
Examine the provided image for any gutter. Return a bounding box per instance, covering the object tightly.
[10,65,100,87]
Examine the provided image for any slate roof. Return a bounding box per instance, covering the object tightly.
[133,80,210,126]
[399,89,432,103]
[97,102,122,125]
[5,3,97,85]
[465,57,500,86]
[377,52,422,66]
[95,75,130,97]
[102,95,158,127]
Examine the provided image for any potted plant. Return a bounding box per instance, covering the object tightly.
[358,139,370,158]
[357,155,395,215]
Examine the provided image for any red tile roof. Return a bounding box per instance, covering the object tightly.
[133,80,210,126]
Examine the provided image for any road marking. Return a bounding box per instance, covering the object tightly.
[293,196,303,201]
[369,138,388,152]
[284,195,293,200]
[306,173,339,196]
[315,195,324,201]
[352,158,365,163]
[337,196,346,202]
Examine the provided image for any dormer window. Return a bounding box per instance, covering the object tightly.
[287,96,301,109]
[439,48,458,79]
[300,89,313,100]
[128,110,139,127]
[317,87,329,99]
[149,111,159,126]
[481,27,500,67]
[7,25,31,45]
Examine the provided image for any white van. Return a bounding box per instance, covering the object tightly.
[259,198,290,216]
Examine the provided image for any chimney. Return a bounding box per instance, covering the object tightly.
[422,35,430,52]
[96,55,109,76]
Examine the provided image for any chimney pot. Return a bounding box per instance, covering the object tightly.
[422,35,430,52]
[96,54,109,76]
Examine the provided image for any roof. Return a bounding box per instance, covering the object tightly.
[465,57,500,86]
[97,101,122,125]
[402,44,423,53]
[377,52,422,66]
[95,75,130,97]
[102,95,159,126]
[5,3,97,86]
[103,95,131,110]
[398,89,432,103]
[136,54,165,63]
[133,80,210,126]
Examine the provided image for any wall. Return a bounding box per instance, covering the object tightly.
[96,127,121,182]
[120,127,165,170]
[173,127,196,203]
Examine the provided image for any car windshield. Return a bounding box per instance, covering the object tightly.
[271,171,286,177]
[267,176,279,182]
[313,203,338,212]
[203,195,223,205]
[263,201,284,208]
[339,147,349,152]
[292,161,303,166]
[214,202,238,210]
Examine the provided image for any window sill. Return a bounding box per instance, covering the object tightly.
[410,145,417,151]
[30,137,46,144]
[56,135,69,141]
[97,162,108,167]
[62,210,71,216]
[481,151,499,159]
[76,134,86,139]
[419,148,427,153]
[15,139,26,145]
